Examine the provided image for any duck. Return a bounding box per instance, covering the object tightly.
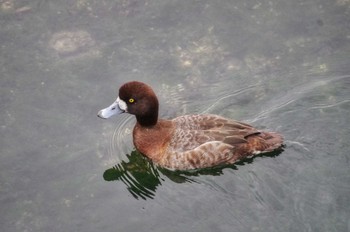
[98,81,283,170]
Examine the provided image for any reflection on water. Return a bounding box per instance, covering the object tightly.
[103,150,162,200]
[103,148,284,200]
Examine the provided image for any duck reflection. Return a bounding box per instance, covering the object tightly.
[103,150,199,199]
[103,148,283,200]
[103,150,162,200]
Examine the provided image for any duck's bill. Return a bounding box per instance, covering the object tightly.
[97,98,125,119]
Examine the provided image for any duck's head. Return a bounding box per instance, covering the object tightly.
[98,81,159,126]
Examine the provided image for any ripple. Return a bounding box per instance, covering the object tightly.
[108,115,135,163]
[201,84,260,114]
[249,75,350,123]
[309,99,350,109]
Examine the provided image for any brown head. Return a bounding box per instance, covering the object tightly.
[98,81,159,126]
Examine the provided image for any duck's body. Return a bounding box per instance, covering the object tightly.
[98,81,283,170]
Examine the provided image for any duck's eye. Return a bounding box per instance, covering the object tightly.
[128,98,135,103]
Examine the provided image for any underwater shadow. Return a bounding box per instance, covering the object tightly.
[103,148,284,200]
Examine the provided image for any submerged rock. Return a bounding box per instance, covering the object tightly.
[49,30,95,55]
[48,30,101,62]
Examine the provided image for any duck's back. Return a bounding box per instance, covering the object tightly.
[160,114,283,170]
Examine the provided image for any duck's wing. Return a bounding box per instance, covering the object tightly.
[173,114,260,139]
[168,127,255,153]
[158,114,282,170]
[173,114,256,130]
[171,114,261,152]
[160,115,261,170]
[162,140,236,170]
[164,127,257,170]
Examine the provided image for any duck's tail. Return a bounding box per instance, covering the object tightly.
[259,131,284,153]
[245,131,284,156]
[229,131,284,163]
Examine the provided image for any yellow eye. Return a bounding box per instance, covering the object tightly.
[128,98,135,103]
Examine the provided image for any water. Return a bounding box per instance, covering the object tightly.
[1,0,350,231]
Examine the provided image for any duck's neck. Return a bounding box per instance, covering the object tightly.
[136,112,158,127]
[135,92,159,127]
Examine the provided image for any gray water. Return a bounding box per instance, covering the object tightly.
[1,0,350,231]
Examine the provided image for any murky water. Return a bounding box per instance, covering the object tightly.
[1,0,349,231]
